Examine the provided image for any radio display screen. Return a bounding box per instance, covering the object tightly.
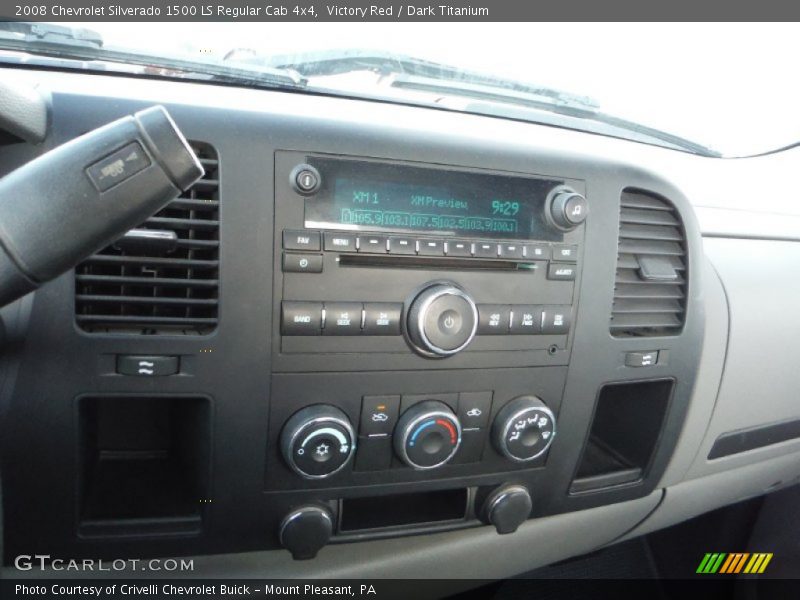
[303,158,563,241]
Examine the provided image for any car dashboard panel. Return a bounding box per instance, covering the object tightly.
[0,68,799,577]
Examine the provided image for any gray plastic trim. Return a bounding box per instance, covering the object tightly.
[686,238,800,479]
[2,491,661,580]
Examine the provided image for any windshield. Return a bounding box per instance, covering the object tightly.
[2,22,797,158]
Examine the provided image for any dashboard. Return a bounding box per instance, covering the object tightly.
[1,67,800,579]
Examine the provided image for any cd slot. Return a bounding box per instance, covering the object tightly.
[338,254,538,271]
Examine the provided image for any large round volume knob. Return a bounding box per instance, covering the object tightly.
[395,400,462,469]
[406,283,478,357]
[547,186,588,230]
[492,396,556,462]
[280,405,356,479]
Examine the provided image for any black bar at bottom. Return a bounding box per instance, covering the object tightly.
[708,418,800,459]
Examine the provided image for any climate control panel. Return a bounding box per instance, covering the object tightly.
[276,390,558,481]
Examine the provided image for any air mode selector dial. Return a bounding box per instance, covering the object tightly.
[492,396,556,462]
[280,405,356,479]
[394,400,462,469]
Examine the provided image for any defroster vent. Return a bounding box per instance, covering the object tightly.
[610,190,687,337]
[75,142,219,334]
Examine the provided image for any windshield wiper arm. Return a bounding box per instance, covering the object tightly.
[0,22,306,90]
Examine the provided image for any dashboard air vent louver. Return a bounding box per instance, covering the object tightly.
[75,142,219,334]
[610,190,687,337]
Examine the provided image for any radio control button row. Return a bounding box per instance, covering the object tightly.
[360,395,401,436]
[524,243,551,260]
[445,240,472,257]
[282,252,323,273]
[547,262,577,280]
[477,304,511,334]
[363,303,402,335]
[322,302,363,335]
[281,301,323,336]
[510,305,541,334]
[552,244,578,262]
[473,242,500,258]
[283,229,321,251]
[541,305,572,334]
[323,232,356,252]
[417,239,445,256]
[388,236,416,255]
[357,235,388,253]
[499,242,524,259]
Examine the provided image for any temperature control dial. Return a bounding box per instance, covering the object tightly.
[492,396,556,462]
[395,400,462,469]
[280,405,356,479]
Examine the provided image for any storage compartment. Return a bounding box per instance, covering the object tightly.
[571,380,673,494]
[339,488,469,532]
[78,395,211,537]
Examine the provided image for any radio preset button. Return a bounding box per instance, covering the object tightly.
[499,243,524,259]
[323,302,363,335]
[524,243,551,260]
[547,263,577,280]
[477,304,511,334]
[324,232,356,252]
[541,306,571,334]
[282,253,323,273]
[357,235,388,253]
[510,305,541,334]
[552,244,578,262]
[281,302,322,336]
[283,229,321,251]
[388,236,416,255]
[446,240,472,257]
[360,395,401,436]
[474,242,499,258]
[417,239,445,256]
[362,303,402,335]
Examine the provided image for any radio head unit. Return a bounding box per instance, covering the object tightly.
[273,151,587,372]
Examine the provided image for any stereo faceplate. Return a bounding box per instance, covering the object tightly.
[273,151,586,372]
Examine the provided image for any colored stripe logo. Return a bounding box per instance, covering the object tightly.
[696,553,773,574]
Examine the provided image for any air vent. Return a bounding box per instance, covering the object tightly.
[610,190,687,337]
[75,142,219,334]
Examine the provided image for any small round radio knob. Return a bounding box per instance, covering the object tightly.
[547,186,588,230]
[406,283,478,357]
[280,405,356,479]
[394,400,462,469]
[492,396,556,462]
